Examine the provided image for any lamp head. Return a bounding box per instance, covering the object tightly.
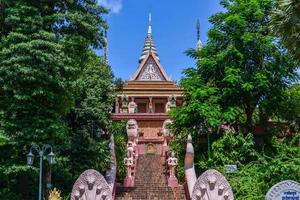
[48,151,55,164]
[27,151,34,165]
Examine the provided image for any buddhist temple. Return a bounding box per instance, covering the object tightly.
[112,14,184,141]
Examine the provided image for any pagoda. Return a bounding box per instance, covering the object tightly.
[112,14,183,141]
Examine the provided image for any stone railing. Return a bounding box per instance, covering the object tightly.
[184,134,234,200]
[123,141,137,187]
[123,119,139,187]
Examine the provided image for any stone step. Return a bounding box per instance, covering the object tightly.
[115,154,186,200]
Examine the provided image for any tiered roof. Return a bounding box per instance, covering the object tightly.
[120,13,182,96]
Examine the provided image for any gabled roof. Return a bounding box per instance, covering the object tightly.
[132,52,170,81]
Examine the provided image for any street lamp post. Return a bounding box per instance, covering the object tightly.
[27,144,55,200]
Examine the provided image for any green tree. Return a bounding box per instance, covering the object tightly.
[272,0,300,62]
[170,1,300,198]
[69,52,114,170]
[0,1,110,199]
[52,52,115,196]
[276,83,300,128]
[173,0,298,134]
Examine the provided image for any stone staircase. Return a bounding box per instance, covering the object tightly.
[115,154,186,200]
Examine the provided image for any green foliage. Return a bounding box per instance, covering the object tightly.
[275,83,300,127]
[171,82,222,130]
[111,121,127,182]
[173,0,299,135]
[0,1,113,199]
[229,136,300,199]
[170,131,300,200]
[199,132,258,168]
[51,51,114,197]
[114,78,125,92]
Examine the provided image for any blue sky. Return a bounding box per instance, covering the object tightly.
[98,0,224,81]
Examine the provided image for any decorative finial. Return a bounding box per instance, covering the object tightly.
[148,13,152,35]
[196,19,200,42]
[196,19,202,49]
[104,29,108,65]
[139,13,160,63]
[48,188,62,200]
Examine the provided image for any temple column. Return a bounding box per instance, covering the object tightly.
[115,97,120,113]
[149,97,153,113]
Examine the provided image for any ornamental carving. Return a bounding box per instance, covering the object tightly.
[167,152,178,178]
[128,101,137,113]
[138,57,164,81]
[71,169,112,200]
[266,180,300,200]
[166,95,177,112]
[126,119,138,139]
[163,119,173,138]
[48,188,61,200]
[191,169,234,200]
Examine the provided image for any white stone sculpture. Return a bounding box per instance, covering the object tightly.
[167,151,179,187]
[124,157,134,178]
[126,119,138,139]
[126,141,135,159]
[71,169,112,200]
[162,119,173,157]
[165,102,172,113]
[166,95,177,112]
[128,101,137,113]
[191,169,234,200]
[167,152,178,178]
[266,180,300,200]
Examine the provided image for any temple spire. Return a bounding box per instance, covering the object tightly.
[139,13,160,63]
[104,29,108,65]
[148,13,152,35]
[196,19,202,50]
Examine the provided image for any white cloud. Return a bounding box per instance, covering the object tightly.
[98,0,123,14]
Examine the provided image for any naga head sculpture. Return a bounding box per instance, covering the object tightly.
[191,169,234,200]
[71,169,112,200]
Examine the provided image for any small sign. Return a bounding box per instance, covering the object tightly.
[224,164,238,174]
[282,190,299,200]
[266,180,300,200]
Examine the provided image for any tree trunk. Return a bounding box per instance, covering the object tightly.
[245,105,254,133]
